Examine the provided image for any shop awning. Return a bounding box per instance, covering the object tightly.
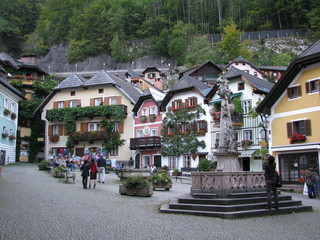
[239,149,256,158]
[211,92,242,104]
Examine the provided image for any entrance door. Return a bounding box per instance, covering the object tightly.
[279,152,318,184]
[135,153,140,169]
[242,157,250,171]
[0,150,5,165]
[154,155,162,168]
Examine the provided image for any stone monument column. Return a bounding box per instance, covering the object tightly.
[215,72,241,171]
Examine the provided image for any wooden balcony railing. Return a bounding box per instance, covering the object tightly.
[130,136,161,150]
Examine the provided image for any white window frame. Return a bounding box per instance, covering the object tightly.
[150,128,157,136]
[70,100,77,108]
[94,98,101,106]
[308,79,320,93]
[169,156,176,169]
[109,96,117,105]
[88,123,100,132]
[110,147,118,156]
[243,130,253,141]
[53,125,60,135]
[143,155,150,168]
[112,122,119,133]
[149,106,157,115]
[141,108,148,116]
[137,129,143,137]
[183,155,191,168]
[242,99,252,115]
[57,101,64,108]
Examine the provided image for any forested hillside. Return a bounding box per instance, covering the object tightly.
[1,0,319,66]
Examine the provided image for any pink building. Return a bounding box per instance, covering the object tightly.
[130,88,165,168]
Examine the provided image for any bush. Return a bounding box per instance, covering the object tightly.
[38,160,51,170]
[197,158,217,171]
[148,174,172,185]
[123,176,149,190]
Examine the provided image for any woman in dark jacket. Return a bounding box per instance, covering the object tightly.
[263,154,279,210]
[80,160,90,189]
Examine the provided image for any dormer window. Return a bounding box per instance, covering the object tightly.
[287,85,301,99]
[172,99,182,111]
[98,89,104,94]
[148,73,156,79]
[238,82,245,91]
[186,97,197,109]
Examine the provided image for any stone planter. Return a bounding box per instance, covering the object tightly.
[119,184,153,197]
[152,182,172,191]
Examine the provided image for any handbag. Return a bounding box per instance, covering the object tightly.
[276,174,282,188]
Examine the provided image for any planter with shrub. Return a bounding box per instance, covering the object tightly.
[119,176,153,197]
[148,174,172,190]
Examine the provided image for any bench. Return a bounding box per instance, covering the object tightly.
[175,172,192,182]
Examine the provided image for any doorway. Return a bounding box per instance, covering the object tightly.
[154,155,162,168]
[135,153,140,169]
[242,157,250,171]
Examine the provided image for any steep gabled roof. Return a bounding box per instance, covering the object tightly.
[160,75,217,110]
[225,56,267,78]
[132,87,165,115]
[125,70,140,79]
[179,60,222,77]
[0,75,25,100]
[142,66,161,74]
[256,39,320,114]
[226,67,274,93]
[54,73,86,90]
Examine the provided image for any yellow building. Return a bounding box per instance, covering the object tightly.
[35,70,141,163]
[257,40,320,184]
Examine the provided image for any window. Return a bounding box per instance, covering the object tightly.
[287,120,311,137]
[172,99,182,111]
[254,72,257,77]
[238,82,245,91]
[150,106,157,115]
[57,101,64,108]
[109,97,118,105]
[9,129,13,136]
[273,72,278,77]
[98,89,104,94]
[88,123,100,131]
[143,155,150,167]
[242,100,252,114]
[183,155,191,168]
[112,122,120,132]
[2,126,7,134]
[166,125,174,135]
[70,100,77,108]
[70,91,75,96]
[11,102,15,112]
[181,123,190,133]
[148,73,156,79]
[110,147,118,156]
[287,85,301,99]
[186,97,197,108]
[150,128,157,136]
[196,120,207,132]
[141,108,148,116]
[137,129,143,137]
[169,156,177,169]
[4,98,8,109]
[52,125,60,135]
[243,130,253,141]
[94,98,102,106]
[306,79,320,93]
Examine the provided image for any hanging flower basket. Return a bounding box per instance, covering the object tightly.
[289,133,306,144]
[11,112,17,119]
[4,109,10,115]
[140,115,147,123]
[2,133,8,138]
[9,135,16,140]
[149,114,156,122]
[49,135,59,142]
[192,154,197,160]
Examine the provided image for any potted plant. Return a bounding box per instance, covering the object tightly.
[119,176,153,197]
[9,135,16,140]
[140,115,147,123]
[3,108,10,115]
[149,114,156,122]
[11,112,17,119]
[1,133,8,138]
[38,160,52,171]
[172,168,181,176]
[241,139,253,149]
[148,174,172,190]
[53,166,67,178]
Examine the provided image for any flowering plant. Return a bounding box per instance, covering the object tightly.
[166,133,174,136]
[241,139,253,149]
[289,133,306,144]
[211,111,221,120]
[3,108,10,115]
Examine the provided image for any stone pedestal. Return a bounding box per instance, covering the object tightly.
[215,152,241,172]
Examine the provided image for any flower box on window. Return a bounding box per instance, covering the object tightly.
[9,135,16,140]
[140,115,147,123]
[241,140,253,149]
[289,133,306,144]
[4,109,10,115]
[11,112,16,119]
[2,133,8,138]
[49,135,60,142]
[195,130,206,136]
[149,114,156,122]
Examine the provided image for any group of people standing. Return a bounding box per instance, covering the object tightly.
[305,166,319,199]
[80,154,107,189]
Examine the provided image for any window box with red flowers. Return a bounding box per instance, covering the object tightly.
[195,130,206,136]
[9,135,16,140]
[241,140,253,149]
[3,108,10,115]
[187,105,196,111]
[11,112,17,119]
[49,135,60,142]
[165,133,174,137]
[180,131,189,137]
[171,107,181,112]
[289,133,307,144]
[211,111,221,121]
[2,133,8,138]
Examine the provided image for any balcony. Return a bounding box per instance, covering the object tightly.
[130,136,161,150]
[72,131,105,143]
[213,113,243,126]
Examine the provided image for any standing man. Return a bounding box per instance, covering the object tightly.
[97,154,107,183]
[263,154,279,210]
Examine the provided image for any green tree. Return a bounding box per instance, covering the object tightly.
[216,22,252,62]
[161,104,206,168]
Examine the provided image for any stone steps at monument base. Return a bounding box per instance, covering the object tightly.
[179,195,292,205]
[169,199,303,212]
[192,191,281,199]
[159,204,313,219]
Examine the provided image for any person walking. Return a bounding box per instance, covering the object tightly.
[305,168,318,198]
[80,160,90,189]
[89,158,98,189]
[97,155,107,183]
[263,154,279,210]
